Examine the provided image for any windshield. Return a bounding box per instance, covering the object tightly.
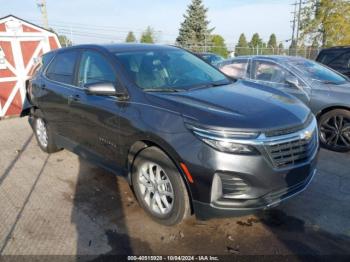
[290,59,348,85]
[115,49,230,91]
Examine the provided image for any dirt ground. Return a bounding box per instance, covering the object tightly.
[0,117,350,257]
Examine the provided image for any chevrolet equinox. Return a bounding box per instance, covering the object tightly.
[25,44,319,225]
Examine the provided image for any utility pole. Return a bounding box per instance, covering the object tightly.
[296,0,303,46]
[291,1,298,46]
[37,0,49,29]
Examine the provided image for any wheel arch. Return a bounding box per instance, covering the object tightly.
[316,105,350,120]
[127,139,194,214]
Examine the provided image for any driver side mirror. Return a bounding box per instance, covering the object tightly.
[85,82,128,99]
[285,75,300,88]
[85,82,117,96]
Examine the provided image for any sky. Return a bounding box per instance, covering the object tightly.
[1,0,295,48]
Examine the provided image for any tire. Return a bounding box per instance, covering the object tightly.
[33,109,61,153]
[131,147,190,226]
[319,109,350,152]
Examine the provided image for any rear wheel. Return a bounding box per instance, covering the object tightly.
[33,110,61,153]
[319,109,350,152]
[131,147,190,225]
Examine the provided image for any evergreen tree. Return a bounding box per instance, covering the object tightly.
[278,42,285,55]
[140,27,154,43]
[209,34,228,58]
[267,34,277,48]
[235,33,249,56]
[176,0,210,51]
[249,33,263,54]
[125,31,136,42]
[267,34,277,55]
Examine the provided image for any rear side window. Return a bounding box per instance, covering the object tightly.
[46,51,78,85]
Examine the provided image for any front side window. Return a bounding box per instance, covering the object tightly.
[251,60,297,87]
[220,60,248,79]
[78,51,116,87]
[46,51,78,85]
[115,49,230,91]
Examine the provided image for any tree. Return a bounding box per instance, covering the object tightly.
[140,26,154,43]
[58,35,72,47]
[267,34,277,48]
[300,0,350,47]
[265,34,278,55]
[176,0,211,51]
[48,28,72,47]
[278,42,285,55]
[125,31,136,42]
[235,33,249,56]
[249,33,263,55]
[209,34,228,58]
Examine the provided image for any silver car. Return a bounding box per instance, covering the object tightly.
[218,55,350,152]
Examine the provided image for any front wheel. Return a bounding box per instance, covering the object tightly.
[319,109,350,152]
[131,147,190,226]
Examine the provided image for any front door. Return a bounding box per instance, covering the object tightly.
[68,49,121,164]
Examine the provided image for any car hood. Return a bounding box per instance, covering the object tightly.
[146,80,311,132]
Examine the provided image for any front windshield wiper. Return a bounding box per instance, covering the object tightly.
[143,88,184,93]
[318,80,341,85]
[189,79,233,91]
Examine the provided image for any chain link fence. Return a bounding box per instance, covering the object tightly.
[178,45,321,60]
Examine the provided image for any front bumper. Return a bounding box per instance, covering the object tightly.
[193,167,316,220]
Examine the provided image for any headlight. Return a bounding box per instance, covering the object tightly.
[186,124,260,154]
[202,138,257,154]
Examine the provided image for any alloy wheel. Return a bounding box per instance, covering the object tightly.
[36,118,48,148]
[137,162,174,216]
[320,115,350,150]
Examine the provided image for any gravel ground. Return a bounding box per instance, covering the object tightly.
[0,117,350,257]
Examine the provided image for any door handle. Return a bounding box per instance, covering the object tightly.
[68,94,80,104]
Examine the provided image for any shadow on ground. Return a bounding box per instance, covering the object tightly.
[72,158,151,259]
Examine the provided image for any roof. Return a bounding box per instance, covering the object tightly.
[0,14,59,37]
[320,46,350,51]
[47,43,180,54]
[102,43,178,53]
[228,55,308,62]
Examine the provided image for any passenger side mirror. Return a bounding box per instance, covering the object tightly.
[85,82,117,96]
[285,75,300,88]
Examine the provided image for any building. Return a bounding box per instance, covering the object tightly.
[0,15,61,118]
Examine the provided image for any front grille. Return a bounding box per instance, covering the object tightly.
[265,130,318,168]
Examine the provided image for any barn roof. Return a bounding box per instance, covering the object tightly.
[0,14,59,37]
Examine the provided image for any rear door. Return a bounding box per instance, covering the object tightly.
[40,49,80,138]
[249,59,311,105]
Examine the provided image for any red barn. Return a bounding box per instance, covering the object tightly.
[0,15,61,118]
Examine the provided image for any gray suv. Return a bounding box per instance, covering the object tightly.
[25,44,318,225]
[219,55,350,152]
